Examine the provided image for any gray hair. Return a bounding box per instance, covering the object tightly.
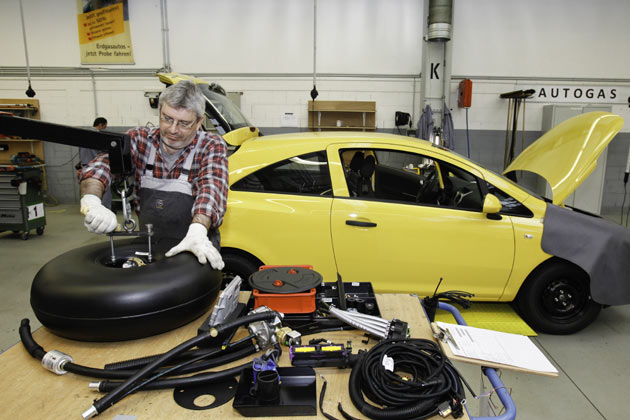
[158,80,205,119]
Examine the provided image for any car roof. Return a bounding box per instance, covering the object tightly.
[237,131,435,153]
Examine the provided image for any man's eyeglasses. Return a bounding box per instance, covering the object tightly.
[160,114,198,129]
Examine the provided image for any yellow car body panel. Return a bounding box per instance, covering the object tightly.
[329,199,515,299]
[326,142,515,299]
[220,110,622,309]
[221,192,338,280]
[221,132,554,301]
[504,112,623,205]
[223,126,260,147]
[502,197,551,300]
[157,72,209,86]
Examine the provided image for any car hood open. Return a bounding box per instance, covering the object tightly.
[504,112,623,205]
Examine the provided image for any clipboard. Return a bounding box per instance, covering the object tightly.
[431,322,559,378]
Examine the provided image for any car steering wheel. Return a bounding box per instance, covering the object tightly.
[453,187,473,207]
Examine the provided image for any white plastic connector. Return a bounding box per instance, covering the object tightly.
[41,350,73,375]
[88,382,100,391]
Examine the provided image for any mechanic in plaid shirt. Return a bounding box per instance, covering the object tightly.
[79,81,228,269]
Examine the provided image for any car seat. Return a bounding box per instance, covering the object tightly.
[346,152,364,196]
[357,155,376,197]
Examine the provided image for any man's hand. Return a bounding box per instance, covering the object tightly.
[80,194,118,233]
[165,223,225,269]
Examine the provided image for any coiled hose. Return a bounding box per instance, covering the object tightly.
[348,338,465,420]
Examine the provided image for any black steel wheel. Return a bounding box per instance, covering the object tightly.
[36,226,44,235]
[516,261,602,334]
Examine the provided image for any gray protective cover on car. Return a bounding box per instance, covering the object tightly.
[541,204,630,305]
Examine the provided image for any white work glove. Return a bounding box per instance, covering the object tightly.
[80,194,118,234]
[165,223,225,269]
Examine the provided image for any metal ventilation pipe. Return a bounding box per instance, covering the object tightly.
[427,0,452,42]
[160,0,172,73]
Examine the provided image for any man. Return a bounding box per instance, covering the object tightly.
[79,81,228,269]
[77,117,113,209]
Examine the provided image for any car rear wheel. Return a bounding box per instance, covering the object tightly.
[221,252,262,289]
[516,261,602,334]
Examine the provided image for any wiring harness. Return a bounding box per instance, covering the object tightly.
[348,338,466,420]
[421,278,474,323]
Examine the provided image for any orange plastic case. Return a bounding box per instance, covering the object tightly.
[252,265,318,314]
[252,288,317,314]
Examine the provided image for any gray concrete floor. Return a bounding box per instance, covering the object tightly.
[1,204,628,419]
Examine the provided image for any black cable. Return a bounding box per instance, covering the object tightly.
[465,107,470,158]
[45,152,79,168]
[338,402,362,420]
[348,338,466,419]
[97,364,249,392]
[623,180,629,227]
[319,375,341,420]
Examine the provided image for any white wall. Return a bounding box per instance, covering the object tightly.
[1,0,630,206]
[1,0,628,130]
[4,0,629,76]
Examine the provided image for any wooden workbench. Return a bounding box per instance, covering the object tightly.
[0,294,471,420]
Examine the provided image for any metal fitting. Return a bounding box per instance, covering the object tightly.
[41,350,73,375]
[247,306,282,350]
[81,405,98,419]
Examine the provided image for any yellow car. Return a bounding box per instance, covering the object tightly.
[219,112,627,334]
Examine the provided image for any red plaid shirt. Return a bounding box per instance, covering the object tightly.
[80,126,228,228]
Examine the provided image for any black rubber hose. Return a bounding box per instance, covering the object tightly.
[19,319,45,359]
[97,363,248,391]
[19,319,254,379]
[92,330,218,414]
[66,344,256,379]
[105,342,253,372]
[91,311,280,416]
[104,348,223,370]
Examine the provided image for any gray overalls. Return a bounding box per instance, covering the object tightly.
[138,139,219,248]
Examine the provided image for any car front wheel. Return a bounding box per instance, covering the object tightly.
[516,261,602,334]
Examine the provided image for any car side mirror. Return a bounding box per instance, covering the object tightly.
[483,193,502,219]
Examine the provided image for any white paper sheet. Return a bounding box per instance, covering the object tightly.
[435,321,558,374]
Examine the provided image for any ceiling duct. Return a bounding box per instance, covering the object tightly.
[427,0,452,42]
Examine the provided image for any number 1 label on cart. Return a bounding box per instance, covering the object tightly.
[28,203,45,220]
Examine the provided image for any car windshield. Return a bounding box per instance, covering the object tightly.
[486,166,543,199]
[199,84,251,129]
[449,149,543,200]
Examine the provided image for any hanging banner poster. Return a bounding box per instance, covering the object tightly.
[77,0,134,64]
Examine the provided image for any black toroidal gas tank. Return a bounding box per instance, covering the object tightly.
[30,238,221,341]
